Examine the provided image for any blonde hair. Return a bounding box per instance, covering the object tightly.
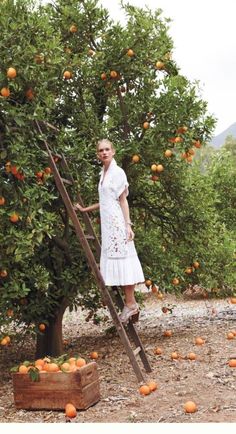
[96,139,115,152]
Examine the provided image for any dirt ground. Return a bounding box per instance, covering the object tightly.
[1,292,236,423]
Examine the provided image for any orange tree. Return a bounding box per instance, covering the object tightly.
[0,0,225,357]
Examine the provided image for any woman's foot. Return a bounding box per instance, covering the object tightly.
[119,304,139,324]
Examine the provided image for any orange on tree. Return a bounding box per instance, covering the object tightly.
[132,154,140,163]
[0,270,8,278]
[38,323,46,332]
[25,88,34,100]
[185,267,193,274]
[164,149,172,157]
[193,261,200,269]
[65,403,77,418]
[101,72,107,80]
[172,278,180,286]
[69,24,78,33]
[193,139,201,148]
[151,164,157,172]
[9,212,19,223]
[63,70,72,80]
[150,175,159,182]
[110,70,118,78]
[7,67,17,78]
[6,308,13,317]
[127,48,134,57]
[155,61,164,70]
[0,196,5,205]
[145,279,152,287]
[174,136,183,143]
[44,167,52,175]
[156,164,164,173]
[1,87,10,97]
[143,121,150,129]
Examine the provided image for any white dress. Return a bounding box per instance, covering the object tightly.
[99,158,145,286]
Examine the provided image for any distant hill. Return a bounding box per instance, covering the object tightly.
[210,122,236,149]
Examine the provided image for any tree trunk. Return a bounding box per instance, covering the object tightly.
[35,299,68,359]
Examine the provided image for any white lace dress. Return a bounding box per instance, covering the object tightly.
[99,158,145,286]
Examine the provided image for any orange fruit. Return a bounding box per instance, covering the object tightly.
[101,72,107,80]
[7,67,17,79]
[61,362,71,372]
[157,293,164,300]
[127,48,134,57]
[147,380,158,392]
[228,359,236,367]
[151,285,158,293]
[156,164,164,173]
[69,25,78,33]
[171,352,179,360]
[139,385,151,396]
[185,267,193,274]
[0,196,5,205]
[155,61,164,70]
[44,167,52,175]
[187,352,196,361]
[174,136,183,143]
[35,359,44,368]
[230,297,236,304]
[38,323,46,332]
[68,357,76,364]
[154,347,163,355]
[90,351,99,360]
[1,337,8,345]
[19,365,28,373]
[151,164,157,172]
[193,261,200,269]
[47,363,59,372]
[5,336,11,344]
[231,330,236,336]
[195,337,205,345]
[163,330,172,337]
[184,401,197,413]
[10,212,19,223]
[1,270,8,278]
[65,403,77,418]
[76,358,86,368]
[227,332,234,340]
[164,149,172,157]
[110,70,118,78]
[172,277,180,286]
[0,87,10,97]
[145,279,152,287]
[193,140,201,148]
[63,70,72,80]
[25,88,34,100]
[6,308,13,317]
[143,121,150,130]
[132,155,140,163]
[150,175,159,182]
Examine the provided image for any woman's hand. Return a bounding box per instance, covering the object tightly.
[74,203,85,212]
[126,225,135,241]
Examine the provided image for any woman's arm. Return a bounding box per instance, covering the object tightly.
[119,191,134,240]
[74,202,100,213]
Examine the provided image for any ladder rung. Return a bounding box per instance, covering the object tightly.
[133,346,141,356]
[61,177,74,185]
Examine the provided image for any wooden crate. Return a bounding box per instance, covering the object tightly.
[12,362,100,410]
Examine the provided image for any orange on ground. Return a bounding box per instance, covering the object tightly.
[184,401,197,413]
[151,285,158,293]
[187,352,196,361]
[228,359,236,367]
[147,381,158,392]
[145,279,152,287]
[163,330,172,337]
[231,330,236,336]
[19,365,28,373]
[171,352,179,360]
[195,337,205,345]
[0,87,10,97]
[227,332,235,340]
[65,403,77,418]
[0,196,5,205]
[7,67,17,78]
[154,347,163,355]
[193,140,201,148]
[90,351,99,360]
[76,358,86,368]
[139,385,151,396]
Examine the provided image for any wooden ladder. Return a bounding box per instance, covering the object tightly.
[35,121,152,383]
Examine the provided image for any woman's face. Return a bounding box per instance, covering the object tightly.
[97,142,115,165]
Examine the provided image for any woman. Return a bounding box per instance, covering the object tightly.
[74,139,144,324]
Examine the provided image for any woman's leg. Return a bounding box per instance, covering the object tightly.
[122,284,137,307]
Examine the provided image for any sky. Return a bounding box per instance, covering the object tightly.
[98,0,236,135]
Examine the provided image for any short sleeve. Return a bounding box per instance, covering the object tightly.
[113,168,129,199]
